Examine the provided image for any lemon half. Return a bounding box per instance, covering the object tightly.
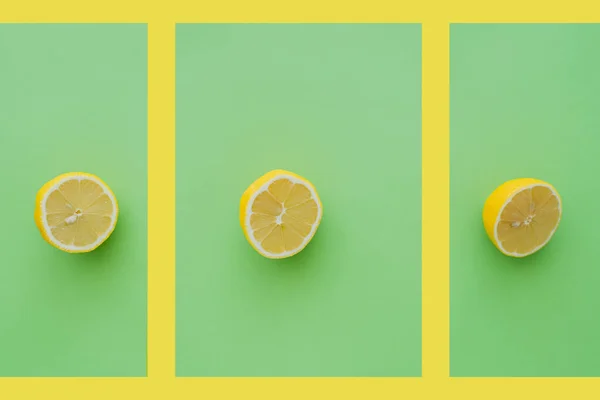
[483,178,562,257]
[34,172,119,253]
[240,170,323,259]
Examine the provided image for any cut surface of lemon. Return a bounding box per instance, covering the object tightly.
[34,172,119,253]
[240,170,323,259]
[483,178,562,258]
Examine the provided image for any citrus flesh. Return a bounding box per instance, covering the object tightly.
[34,172,118,253]
[240,170,322,259]
[483,178,561,257]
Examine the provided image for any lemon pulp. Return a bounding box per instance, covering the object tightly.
[240,170,322,259]
[35,173,118,253]
[483,178,561,257]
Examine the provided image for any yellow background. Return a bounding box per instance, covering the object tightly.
[1,0,599,398]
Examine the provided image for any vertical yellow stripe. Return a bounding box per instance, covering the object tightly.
[148,22,176,378]
[422,22,450,378]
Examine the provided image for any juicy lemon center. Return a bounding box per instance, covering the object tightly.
[496,185,560,255]
[44,178,114,247]
[249,178,318,255]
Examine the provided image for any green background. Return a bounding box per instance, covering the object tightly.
[450,24,600,376]
[176,24,422,377]
[0,24,147,376]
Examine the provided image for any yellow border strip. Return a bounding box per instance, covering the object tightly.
[422,21,449,379]
[2,0,598,24]
[147,21,176,380]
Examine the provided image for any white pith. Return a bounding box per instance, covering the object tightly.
[40,174,118,252]
[493,183,562,257]
[245,174,322,259]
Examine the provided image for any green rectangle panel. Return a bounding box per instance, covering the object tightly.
[0,24,147,377]
[450,24,600,377]
[176,23,422,377]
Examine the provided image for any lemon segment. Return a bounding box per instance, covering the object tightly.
[483,178,562,257]
[240,170,323,259]
[34,172,119,253]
